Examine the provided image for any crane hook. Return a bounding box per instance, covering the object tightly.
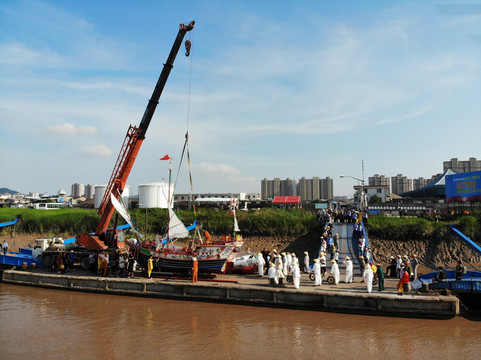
[185,40,192,57]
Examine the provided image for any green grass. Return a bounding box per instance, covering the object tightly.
[368,214,481,242]
[0,207,320,237]
[1,207,479,242]
[0,208,100,235]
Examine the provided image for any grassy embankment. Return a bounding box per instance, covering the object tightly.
[0,208,319,238]
[1,207,480,243]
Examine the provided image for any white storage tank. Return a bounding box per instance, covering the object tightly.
[138,182,174,208]
[94,185,130,209]
[120,185,130,209]
[94,185,107,209]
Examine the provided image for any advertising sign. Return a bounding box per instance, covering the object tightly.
[445,171,481,203]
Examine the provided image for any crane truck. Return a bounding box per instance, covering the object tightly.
[75,21,195,254]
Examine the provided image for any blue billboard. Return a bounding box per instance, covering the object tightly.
[445,171,481,203]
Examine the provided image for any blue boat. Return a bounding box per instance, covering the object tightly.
[416,226,481,310]
[0,248,38,267]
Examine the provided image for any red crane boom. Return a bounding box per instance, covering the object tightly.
[77,21,195,251]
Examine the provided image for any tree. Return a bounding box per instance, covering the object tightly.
[369,194,382,204]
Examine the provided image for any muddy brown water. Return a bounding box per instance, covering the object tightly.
[1,283,480,360]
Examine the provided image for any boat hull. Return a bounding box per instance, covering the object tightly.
[131,243,235,274]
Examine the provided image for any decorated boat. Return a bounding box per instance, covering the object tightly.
[126,209,235,273]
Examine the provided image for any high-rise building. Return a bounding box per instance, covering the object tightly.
[368,174,390,192]
[391,174,412,195]
[296,177,333,201]
[413,177,428,190]
[443,157,481,173]
[261,178,295,200]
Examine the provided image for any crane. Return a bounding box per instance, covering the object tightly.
[77,21,195,251]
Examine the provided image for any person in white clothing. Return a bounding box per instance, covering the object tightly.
[268,263,278,286]
[319,251,327,276]
[281,252,288,275]
[396,255,403,279]
[343,256,354,283]
[331,259,340,285]
[312,258,322,286]
[363,264,374,293]
[303,251,310,273]
[286,252,292,273]
[292,253,299,268]
[276,255,285,286]
[257,252,265,277]
[292,260,301,289]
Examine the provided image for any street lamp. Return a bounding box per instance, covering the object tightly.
[339,175,367,210]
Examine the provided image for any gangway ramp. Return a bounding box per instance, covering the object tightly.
[449,225,481,257]
[330,222,362,275]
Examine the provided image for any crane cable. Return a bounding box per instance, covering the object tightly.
[172,29,199,236]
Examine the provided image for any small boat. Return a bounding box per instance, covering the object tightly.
[0,248,37,268]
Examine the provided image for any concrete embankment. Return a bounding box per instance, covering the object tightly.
[1,270,459,318]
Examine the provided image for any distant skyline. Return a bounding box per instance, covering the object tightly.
[1,1,480,198]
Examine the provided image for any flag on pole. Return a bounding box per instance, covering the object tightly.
[160,155,171,161]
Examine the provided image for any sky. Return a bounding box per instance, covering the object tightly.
[1,0,480,198]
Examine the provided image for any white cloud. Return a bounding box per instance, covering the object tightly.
[193,162,241,176]
[0,42,63,67]
[76,145,112,157]
[46,123,97,136]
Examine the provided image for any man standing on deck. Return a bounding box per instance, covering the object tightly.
[312,259,322,286]
[313,259,322,286]
[147,255,153,279]
[286,252,293,274]
[363,264,374,293]
[257,252,265,277]
[268,263,277,286]
[377,263,385,292]
[127,253,135,278]
[362,210,369,231]
[412,254,419,280]
[292,260,301,289]
[276,255,285,286]
[303,251,310,273]
[344,256,353,283]
[398,265,410,295]
[386,256,396,278]
[192,255,198,283]
[331,259,340,285]
[2,240,8,254]
[455,260,464,281]
[203,230,211,244]
[396,255,403,279]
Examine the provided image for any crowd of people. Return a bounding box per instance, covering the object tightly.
[253,208,427,295]
[45,249,136,279]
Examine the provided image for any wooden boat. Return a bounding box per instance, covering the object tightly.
[126,207,235,273]
[130,240,235,273]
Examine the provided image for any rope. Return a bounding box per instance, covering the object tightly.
[171,30,199,237]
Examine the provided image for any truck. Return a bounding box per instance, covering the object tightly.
[27,22,195,272]
[32,237,91,270]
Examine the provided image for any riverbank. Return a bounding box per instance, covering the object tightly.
[2,231,481,273]
[1,268,459,319]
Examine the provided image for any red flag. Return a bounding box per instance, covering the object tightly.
[160,155,171,161]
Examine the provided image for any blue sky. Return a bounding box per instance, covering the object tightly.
[1,0,480,198]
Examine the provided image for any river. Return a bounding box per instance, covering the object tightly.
[0,283,480,360]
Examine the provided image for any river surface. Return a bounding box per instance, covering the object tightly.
[1,283,480,360]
